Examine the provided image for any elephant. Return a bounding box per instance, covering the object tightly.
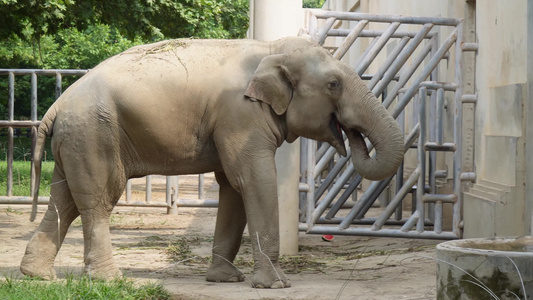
[20,37,404,288]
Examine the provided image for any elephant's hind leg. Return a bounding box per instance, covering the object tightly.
[73,175,126,280]
[21,168,80,280]
[206,172,247,283]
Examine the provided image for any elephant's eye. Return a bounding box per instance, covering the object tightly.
[327,80,340,90]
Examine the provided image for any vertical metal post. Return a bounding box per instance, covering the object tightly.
[6,72,14,197]
[434,87,445,234]
[306,139,316,229]
[198,174,205,199]
[299,138,308,221]
[126,180,132,203]
[395,101,405,221]
[166,176,178,214]
[30,73,37,122]
[145,175,152,203]
[416,87,427,232]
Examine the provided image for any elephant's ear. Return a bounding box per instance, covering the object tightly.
[245,54,295,115]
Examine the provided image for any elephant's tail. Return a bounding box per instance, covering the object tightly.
[30,103,58,222]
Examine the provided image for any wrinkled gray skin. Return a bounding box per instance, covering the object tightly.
[21,37,404,288]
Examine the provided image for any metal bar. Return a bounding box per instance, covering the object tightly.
[324,174,362,219]
[299,138,309,220]
[31,73,37,122]
[327,29,437,39]
[314,218,408,225]
[424,142,457,152]
[316,17,337,45]
[368,36,410,90]
[401,211,419,232]
[312,162,355,224]
[315,142,330,161]
[416,87,427,233]
[0,69,88,76]
[354,37,379,71]
[436,88,445,144]
[310,10,461,26]
[198,174,205,199]
[434,201,443,234]
[325,123,419,220]
[336,124,419,227]
[461,94,478,103]
[372,168,420,230]
[145,175,152,203]
[306,139,316,229]
[461,43,478,52]
[313,150,351,199]
[303,224,459,240]
[355,22,401,76]
[298,182,310,192]
[0,121,42,128]
[420,81,457,91]
[313,144,343,179]
[332,20,369,60]
[373,23,435,97]
[6,72,14,197]
[422,194,457,203]
[460,172,476,182]
[395,105,406,221]
[390,29,458,118]
[354,177,394,220]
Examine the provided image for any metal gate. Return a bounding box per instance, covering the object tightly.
[298,11,477,239]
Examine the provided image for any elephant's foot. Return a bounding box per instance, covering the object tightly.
[206,262,245,283]
[20,261,57,280]
[20,233,58,280]
[251,266,291,289]
[84,259,122,280]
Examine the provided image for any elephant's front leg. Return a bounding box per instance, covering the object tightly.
[223,156,290,289]
[243,177,290,289]
[206,171,247,283]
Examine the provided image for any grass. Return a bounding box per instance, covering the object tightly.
[0,134,54,161]
[0,161,54,196]
[0,134,55,197]
[0,275,172,300]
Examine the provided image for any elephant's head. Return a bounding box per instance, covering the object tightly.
[245,39,404,181]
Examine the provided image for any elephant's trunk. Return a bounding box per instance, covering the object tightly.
[339,73,404,181]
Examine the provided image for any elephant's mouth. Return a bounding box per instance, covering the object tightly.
[329,115,348,157]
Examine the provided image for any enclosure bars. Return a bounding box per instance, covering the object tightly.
[299,11,475,239]
[0,69,217,211]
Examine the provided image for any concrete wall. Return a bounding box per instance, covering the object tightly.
[323,0,532,238]
[464,0,531,238]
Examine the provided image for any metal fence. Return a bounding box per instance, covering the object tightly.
[298,11,477,239]
[0,69,217,212]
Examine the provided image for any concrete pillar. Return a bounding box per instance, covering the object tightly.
[249,0,303,255]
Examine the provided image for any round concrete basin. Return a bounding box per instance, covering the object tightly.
[436,236,533,300]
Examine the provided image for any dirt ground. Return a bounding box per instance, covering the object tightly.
[0,175,441,299]
[0,206,441,300]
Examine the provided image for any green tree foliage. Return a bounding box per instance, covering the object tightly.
[303,0,326,8]
[0,0,249,119]
[0,0,249,42]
